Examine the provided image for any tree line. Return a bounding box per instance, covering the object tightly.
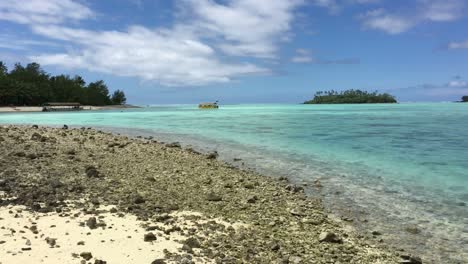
[0,61,126,106]
[304,89,397,104]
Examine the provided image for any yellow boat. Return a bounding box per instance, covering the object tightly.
[198,101,219,109]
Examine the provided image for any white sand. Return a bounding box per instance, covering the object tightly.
[0,204,226,264]
[0,106,133,113]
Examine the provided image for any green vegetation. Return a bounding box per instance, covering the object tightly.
[462,96,468,102]
[0,61,126,106]
[304,89,397,104]
[111,90,127,105]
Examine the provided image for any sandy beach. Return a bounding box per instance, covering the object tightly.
[0,105,140,113]
[0,125,416,263]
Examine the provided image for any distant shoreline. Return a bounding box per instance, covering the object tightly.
[0,104,141,113]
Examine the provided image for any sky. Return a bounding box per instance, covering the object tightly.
[0,0,468,104]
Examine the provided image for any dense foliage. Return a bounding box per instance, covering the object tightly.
[304,89,397,104]
[0,61,126,106]
[462,96,468,102]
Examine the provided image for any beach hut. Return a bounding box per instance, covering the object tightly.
[198,101,219,109]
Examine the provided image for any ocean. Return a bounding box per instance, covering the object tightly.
[1,103,467,262]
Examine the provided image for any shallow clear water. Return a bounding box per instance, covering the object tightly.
[1,103,467,262]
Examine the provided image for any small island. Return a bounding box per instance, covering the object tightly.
[462,96,468,102]
[304,89,397,104]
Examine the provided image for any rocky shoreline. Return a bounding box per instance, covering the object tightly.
[0,125,416,263]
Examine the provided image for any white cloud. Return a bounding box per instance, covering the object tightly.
[359,0,465,34]
[185,0,304,58]
[447,40,468,49]
[0,0,312,86]
[30,25,268,86]
[364,9,414,34]
[359,9,415,34]
[421,0,464,22]
[0,0,93,25]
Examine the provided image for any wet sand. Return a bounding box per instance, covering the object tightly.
[0,125,412,263]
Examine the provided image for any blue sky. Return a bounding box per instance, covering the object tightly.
[1,0,468,104]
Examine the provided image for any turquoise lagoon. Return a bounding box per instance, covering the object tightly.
[1,103,467,262]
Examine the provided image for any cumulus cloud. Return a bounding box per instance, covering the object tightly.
[0,0,311,86]
[30,25,268,86]
[359,0,465,34]
[0,0,93,25]
[184,0,304,58]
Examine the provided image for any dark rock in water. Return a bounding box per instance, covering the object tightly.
[32,125,39,129]
[77,241,85,245]
[31,133,43,141]
[94,259,107,264]
[285,184,304,193]
[319,232,342,243]
[151,259,167,264]
[206,192,222,202]
[166,142,181,148]
[66,149,76,155]
[86,166,100,178]
[400,255,423,264]
[62,125,69,130]
[184,237,201,248]
[372,231,382,236]
[86,217,98,229]
[21,247,32,251]
[80,252,93,261]
[207,151,218,160]
[233,158,242,162]
[144,232,157,242]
